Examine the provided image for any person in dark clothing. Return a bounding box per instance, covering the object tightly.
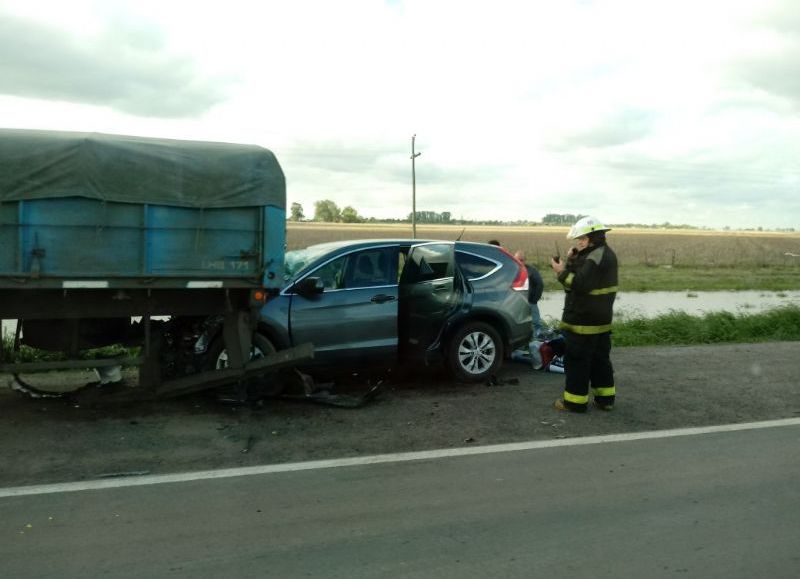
[550,216,618,413]
[514,250,544,337]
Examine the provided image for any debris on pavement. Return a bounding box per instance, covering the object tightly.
[97,470,151,479]
[485,375,519,387]
[241,435,256,454]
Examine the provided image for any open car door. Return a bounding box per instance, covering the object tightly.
[398,242,464,362]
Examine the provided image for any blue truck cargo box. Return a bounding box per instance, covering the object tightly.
[0,129,286,289]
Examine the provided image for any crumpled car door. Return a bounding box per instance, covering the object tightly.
[398,242,463,361]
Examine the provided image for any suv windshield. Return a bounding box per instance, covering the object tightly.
[284,245,338,280]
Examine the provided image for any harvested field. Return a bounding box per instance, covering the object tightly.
[287,222,800,269]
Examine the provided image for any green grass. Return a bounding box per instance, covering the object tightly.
[619,264,800,292]
[611,305,800,347]
[1,338,133,365]
[1,338,65,363]
[540,264,800,292]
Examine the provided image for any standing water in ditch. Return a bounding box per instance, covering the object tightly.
[538,290,800,323]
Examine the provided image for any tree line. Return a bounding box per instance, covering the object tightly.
[288,201,793,231]
[290,200,455,224]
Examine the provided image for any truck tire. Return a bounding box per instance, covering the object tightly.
[446,321,503,383]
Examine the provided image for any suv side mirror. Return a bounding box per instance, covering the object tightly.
[293,276,324,298]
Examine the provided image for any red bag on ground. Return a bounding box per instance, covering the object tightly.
[539,341,554,369]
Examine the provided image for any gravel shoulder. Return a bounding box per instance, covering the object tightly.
[1,341,799,488]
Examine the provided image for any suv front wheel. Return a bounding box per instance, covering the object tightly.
[204,332,285,396]
[446,321,503,382]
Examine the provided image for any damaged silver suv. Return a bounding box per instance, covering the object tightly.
[204,239,532,382]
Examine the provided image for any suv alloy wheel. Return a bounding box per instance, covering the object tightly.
[446,321,503,382]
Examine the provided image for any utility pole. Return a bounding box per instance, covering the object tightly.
[411,134,421,239]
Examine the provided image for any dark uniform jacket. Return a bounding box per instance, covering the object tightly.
[556,242,618,333]
[526,265,544,304]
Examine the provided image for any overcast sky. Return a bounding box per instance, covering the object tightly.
[1,0,798,229]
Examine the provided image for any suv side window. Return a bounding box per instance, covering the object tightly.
[455,251,499,281]
[401,244,453,283]
[343,248,394,288]
[309,248,395,291]
[313,255,347,290]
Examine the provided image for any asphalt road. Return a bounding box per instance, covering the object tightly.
[3,341,800,489]
[2,420,799,579]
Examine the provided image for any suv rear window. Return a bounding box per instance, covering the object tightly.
[456,251,499,281]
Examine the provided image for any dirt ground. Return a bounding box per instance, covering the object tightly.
[2,341,799,488]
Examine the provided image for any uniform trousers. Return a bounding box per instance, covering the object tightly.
[562,330,615,410]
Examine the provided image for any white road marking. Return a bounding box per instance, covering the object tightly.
[62,281,109,288]
[2,417,799,499]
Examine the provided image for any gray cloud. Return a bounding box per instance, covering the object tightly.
[392,158,512,188]
[601,154,796,210]
[727,3,800,110]
[756,1,800,34]
[552,153,800,229]
[281,139,511,187]
[549,108,655,151]
[280,140,402,174]
[0,13,226,117]
[732,48,800,110]
[280,138,519,222]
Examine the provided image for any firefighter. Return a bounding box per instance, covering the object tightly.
[549,216,618,412]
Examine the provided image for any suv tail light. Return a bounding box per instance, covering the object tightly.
[497,247,529,292]
[510,261,529,292]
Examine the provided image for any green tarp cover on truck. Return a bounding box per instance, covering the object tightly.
[0,128,285,209]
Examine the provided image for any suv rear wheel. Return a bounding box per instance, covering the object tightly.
[446,321,503,382]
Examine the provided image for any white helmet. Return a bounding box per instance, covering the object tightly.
[567,216,611,240]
